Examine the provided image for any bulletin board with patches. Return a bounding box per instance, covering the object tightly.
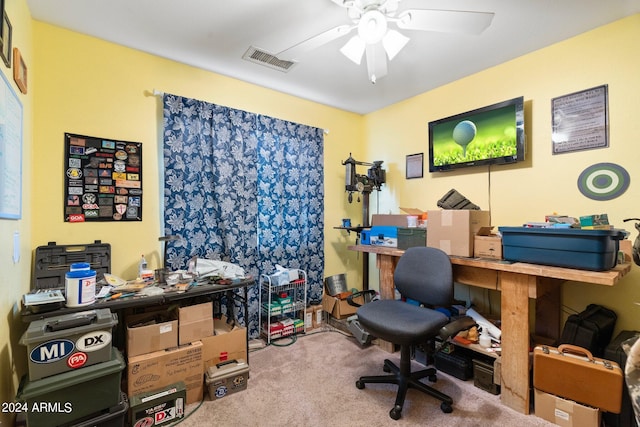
[64,132,143,222]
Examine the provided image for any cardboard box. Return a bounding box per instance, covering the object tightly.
[313,305,323,328]
[535,389,600,427]
[178,302,213,345]
[427,210,491,257]
[201,317,247,367]
[371,214,408,227]
[474,226,503,260]
[126,309,178,357]
[322,294,363,319]
[304,304,323,330]
[127,341,203,405]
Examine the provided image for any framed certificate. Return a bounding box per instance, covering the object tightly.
[551,85,609,154]
[406,153,423,179]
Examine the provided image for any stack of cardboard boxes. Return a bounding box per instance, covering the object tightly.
[125,302,248,424]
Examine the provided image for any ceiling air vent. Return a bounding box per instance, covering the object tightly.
[242,46,297,72]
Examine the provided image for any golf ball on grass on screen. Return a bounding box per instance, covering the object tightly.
[452,120,477,156]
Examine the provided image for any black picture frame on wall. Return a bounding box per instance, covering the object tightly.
[0,9,11,68]
[0,0,4,39]
[406,153,424,179]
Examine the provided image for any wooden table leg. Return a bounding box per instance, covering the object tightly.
[500,271,531,414]
[377,254,397,300]
[376,253,398,353]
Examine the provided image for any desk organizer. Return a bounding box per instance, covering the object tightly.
[499,227,624,271]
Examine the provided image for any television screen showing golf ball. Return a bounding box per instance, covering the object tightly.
[428,96,525,172]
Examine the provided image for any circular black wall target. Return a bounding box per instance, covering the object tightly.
[577,162,630,201]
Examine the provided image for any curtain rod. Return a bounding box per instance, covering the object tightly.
[151,89,329,135]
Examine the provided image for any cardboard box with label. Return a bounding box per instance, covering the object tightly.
[127,341,203,405]
[126,308,179,357]
[427,210,491,257]
[474,227,503,260]
[322,294,363,319]
[178,302,214,345]
[201,317,247,367]
[535,389,600,427]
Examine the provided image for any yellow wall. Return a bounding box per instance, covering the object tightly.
[0,0,33,423]
[364,14,640,330]
[29,22,365,281]
[2,6,640,420]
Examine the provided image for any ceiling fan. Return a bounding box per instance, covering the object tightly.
[277,0,495,84]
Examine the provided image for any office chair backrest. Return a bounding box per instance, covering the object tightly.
[394,247,453,307]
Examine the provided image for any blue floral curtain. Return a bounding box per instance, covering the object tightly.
[255,115,325,302]
[162,94,324,338]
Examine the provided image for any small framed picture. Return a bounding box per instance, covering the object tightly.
[0,10,10,68]
[406,153,424,179]
[13,47,26,94]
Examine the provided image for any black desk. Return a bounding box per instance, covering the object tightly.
[21,277,256,362]
[21,277,255,321]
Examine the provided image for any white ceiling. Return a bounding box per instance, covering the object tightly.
[27,0,640,114]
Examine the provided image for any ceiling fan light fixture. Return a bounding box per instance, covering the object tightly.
[358,10,388,44]
[340,35,366,64]
[382,29,409,61]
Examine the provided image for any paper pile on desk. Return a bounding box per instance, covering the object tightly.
[191,258,246,279]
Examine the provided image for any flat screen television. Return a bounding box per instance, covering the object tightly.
[428,96,525,172]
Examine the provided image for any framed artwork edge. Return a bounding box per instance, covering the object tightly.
[13,46,26,94]
[0,8,11,68]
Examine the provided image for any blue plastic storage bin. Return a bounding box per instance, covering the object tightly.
[499,226,624,271]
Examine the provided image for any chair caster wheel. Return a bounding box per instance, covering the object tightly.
[389,405,402,420]
[440,402,453,413]
[428,374,437,382]
[356,380,365,389]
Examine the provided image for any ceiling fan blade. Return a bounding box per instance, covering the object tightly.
[277,24,354,60]
[340,35,366,64]
[330,0,355,7]
[365,43,387,84]
[397,9,495,35]
[382,29,409,61]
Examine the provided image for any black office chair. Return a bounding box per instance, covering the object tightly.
[355,246,475,420]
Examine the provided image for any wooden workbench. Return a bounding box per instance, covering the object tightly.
[348,244,631,414]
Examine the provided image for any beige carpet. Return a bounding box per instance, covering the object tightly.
[180,328,556,426]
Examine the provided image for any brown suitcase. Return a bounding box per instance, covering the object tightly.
[533,344,623,413]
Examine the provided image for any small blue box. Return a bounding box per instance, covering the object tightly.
[499,227,624,271]
[369,226,398,247]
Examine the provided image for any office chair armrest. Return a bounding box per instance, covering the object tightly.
[438,315,477,341]
[346,289,378,307]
